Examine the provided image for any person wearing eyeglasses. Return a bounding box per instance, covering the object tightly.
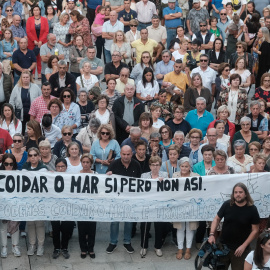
[244,230,270,270]
[5,133,27,170]
[248,141,261,158]
[90,124,120,174]
[4,6,14,25]
[0,153,21,258]
[214,63,230,104]
[217,9,230,40]
[115,67,134,95]
[22,147,47,256]
[53,125,83,158]
[3,0,22,17]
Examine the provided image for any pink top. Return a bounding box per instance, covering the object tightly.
[94,13,105,25]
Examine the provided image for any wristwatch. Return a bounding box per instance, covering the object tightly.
[28,68,31,72]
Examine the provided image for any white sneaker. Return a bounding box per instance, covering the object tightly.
[12,246,21,257]
[36,245,44,256]
[155,248,163,257]
[1,246,7,258]
[27,245,36,256]
[140,248,147,256]
[20,231,26,238]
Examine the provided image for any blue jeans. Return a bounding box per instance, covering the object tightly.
[137,22,151,31]
[212,7,223,19]
[110,222,132,245]
[166,28,177,49]
[42,74,47,84]
[14,72,20,86]
[104,49,112,63]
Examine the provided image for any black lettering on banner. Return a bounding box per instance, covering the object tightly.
[30,177,39,193]
[82,176,90,193]
[6,175,15,193]
[54,176,64,193]
[145,181,151,192]
[129,178,136,192]
[120,178,128,192]
[0,175,5,192]
[105,178,113,193]
[71,176,81,193]
[22,175,31,192]
[40,176,48,193]
[184,177,203,191]
[17,175,20,192]
[81,176,99,194]
[91,176,99,193]
[184,178,191,191]
[137,179,144,192]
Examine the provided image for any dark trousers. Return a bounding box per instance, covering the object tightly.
[196,221,206,243]
[22,113,30,136]
[86,7,95,28]
[154,222,171,249]
[77,221,96,253]
[219,248,250,270]
[51,221,74,250]
[95,36,105,63]
[140,222,151,249]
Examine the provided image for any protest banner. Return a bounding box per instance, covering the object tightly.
[0,171,269,221]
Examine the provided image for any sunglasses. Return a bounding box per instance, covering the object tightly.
[29,154,38,157]
[101,132,110,136]
[13,139,22,143]
[63,132,72,136]
[63,95,71,98]
[4,162,13,166]
[224,69,230,71]
[142,56,150,58]
[200,25,206,27]
[236,46,243,48]
[200,59,208,62]
[6,9,13,12]
[130,25,137,27]
[220,13,226,15]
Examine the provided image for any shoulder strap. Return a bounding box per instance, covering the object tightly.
[166,161,170,176]
[80,75,84,87]
[75,47,82,57]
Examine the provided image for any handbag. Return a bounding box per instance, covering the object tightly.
[65,34,71,44]
[14,108,21,119]
[33,45,40,56]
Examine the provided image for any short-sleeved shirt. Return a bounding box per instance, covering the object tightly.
[217,200,260,250]
[29,95,55,123]
[163,71,189,101]
[155,60,174,85]
[40,43,64,74]
[222,0,247,15]
[108,0,124,6]
[163,6,183,28]
[147,25,167,44]
[12,49,36,75]
[190,66,216,91]
[166,119,191,136]
[10,25,26,39]
[118,9,137,32]
[102,20,124,50]
[131,38,158,63]
[0,128,13,154]
[136,1,157,23]
[115,78,135,94]
[79,56,104,80]
[186,8,209,33]
[104,61,128,76]
[245,251,270,269]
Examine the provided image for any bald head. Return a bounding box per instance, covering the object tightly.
[19,38,28,50]
[13,15,21,26]
[110,10,118,23]
[121,145,133,164]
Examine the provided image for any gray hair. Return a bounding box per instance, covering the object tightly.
[179,157,192,167]
[120,67,130,74]
[89,118,101,128]
[217,105,231,117]
[82,61,91,68]
[78,88,87,95]
[161,49,172,57]
[150,132,161,140]
[240,116,251,125]
[174,130,185,139]
[250,100,261,109]
[196,97,206,104]
[47,33,56,41]
[130,127,141,134]
[233,139,246,149]
[124,84,135,91]
[58,60,67,66]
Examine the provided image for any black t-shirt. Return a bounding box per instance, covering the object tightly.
[166,119,191,136]
[217,200,260,250]
[132,154,150,174]
[104,62,128,76]
[77,101,95,128]
[107,158,142,178]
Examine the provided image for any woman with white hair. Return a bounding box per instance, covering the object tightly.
[208,105,235,141]
[39,139,58,171]
[232,116,259,154]
[172,157,199,260]
[76,61,99,93]
[227,139,254,173]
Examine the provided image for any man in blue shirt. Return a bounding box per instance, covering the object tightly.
[185,97,214,137]
[86,0,102,27]
[118,0,137,33]
[3,0,22,17]
[155,50,174,86]
[163,0,183,49]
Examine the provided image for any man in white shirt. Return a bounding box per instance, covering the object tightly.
[102,10,124,63]
[135,0,157,30]
[190,54,216,99]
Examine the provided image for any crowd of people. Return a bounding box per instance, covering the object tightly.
[0,0,270,268]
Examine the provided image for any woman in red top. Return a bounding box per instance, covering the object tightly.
[69,10,92,47]
[26,5,49,80]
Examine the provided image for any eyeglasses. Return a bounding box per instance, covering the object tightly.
[190,136,200,139]
[56,165,66,169]
[6,9,13,12]
[3,162,14,166]
[101,131,110,136]
[120,74,128,77]
[162,55,170,57]
[29,154,38,157]
[236,46,243,48]
[150,164,160,167]
[220,13,226,15]
[200,59,208,62]
[63,132,72,136]
[112,54,120,57]
[241,123,250,126]
[142,56,150,58]
[199,25,206,27]
[224,69,230,71]
[13,139,22,143]
[130,25,137,27]
[249,148,258,151]
[63,95,71,98]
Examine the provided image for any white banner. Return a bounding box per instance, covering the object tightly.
[0,171,270,221]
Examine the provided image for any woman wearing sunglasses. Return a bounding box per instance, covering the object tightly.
[0,153,21,258]
[53,125,83,158]
[5,133,27,170]
[90,124,120,174]
[22,147,47,256]
[244,230,270,269]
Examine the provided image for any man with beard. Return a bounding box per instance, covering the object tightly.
[208,183,259,270]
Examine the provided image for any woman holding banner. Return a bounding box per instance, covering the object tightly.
[172,157,199,260]
[0,153,21,258]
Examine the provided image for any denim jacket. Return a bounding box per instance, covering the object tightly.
[0,39,17,60]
